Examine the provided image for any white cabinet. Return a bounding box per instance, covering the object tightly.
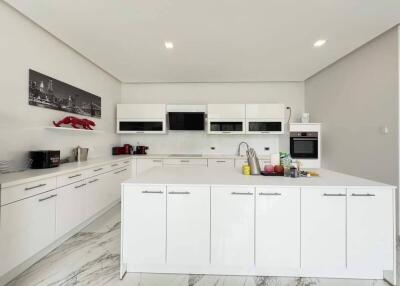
[122,185,166,266]
[207,104,245,135]
[163,158,208,167]
[166,186,210,266]
[137,158,163,175]
[0,190,57,277]
[347,188,394,273]
[211,186,254,268]
[85,173,109,219]
[109,166,131,201]
[208,159,234,168]
[117,104,166,134]
[256,187,300,269]
[245,104,285,134]
[301,187,347,271]
[55,181,86,238]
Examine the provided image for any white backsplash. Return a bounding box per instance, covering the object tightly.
[121,131,289,156]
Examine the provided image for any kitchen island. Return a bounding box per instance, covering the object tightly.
[120,167,397,285]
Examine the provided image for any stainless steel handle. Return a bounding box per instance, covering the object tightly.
[142,190,163,194]
[38,194,57,202]
[231,192,253,195]
[261,131,270,134]
[88,179,99,184]
[25,183,46,191]
[135,131,145,134]
[123,161,129,164]
[153,160,162,163]
[168,191,190,195]
[94,168,103,172]
[259,192,281,196]
[222,131,232,134]
[74,183,86,189]
[68,174,82,179]
[216,160,226,163]
[351,193,375,197]
[114,168,127,174]
[111,164,119,167]
[323,193,346,197]
[180,160,190,163]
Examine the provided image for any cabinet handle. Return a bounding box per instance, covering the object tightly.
[261,131,270,134]
[135,131,145,134]
[222,131,232,134]
[74,183,86,189]
[123,161,129,164]
[25,183,46,191]
[351,193,375,197]
[216,160,226,163]
[259,192,281,196]
[168,191,190,195]
[142,190,163,194]
[68,174,82,179]
[323,193,346,197]
[111,164,119,167]
[114,168,127,174]
[231,192,253,195]
[38,194,57,202]
[88,179,99,184]
[180,160,190,163]
[94,168,103,172]
[153,160,162,163]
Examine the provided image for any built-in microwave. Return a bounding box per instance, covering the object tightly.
[290,132,318,159]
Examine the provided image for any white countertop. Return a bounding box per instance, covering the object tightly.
[131,154,271,160]
[0,155,133,188]
[123,167,395,188]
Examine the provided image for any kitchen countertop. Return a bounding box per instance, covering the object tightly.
[0,155,133,188]
[130,154,271,159]
[123,166,395,188]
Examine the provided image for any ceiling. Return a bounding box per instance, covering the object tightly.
[4,0,400,83]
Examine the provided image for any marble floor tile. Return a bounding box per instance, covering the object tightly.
[6,205,396,286]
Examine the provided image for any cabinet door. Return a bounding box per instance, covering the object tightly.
[211,186,254,267]
[109,166,131,201]
[256,187,300,269]
[347,188,393,272]
[301,188,346,270]
[0,191,56,276]
[137,159,163,175]
[122,185,166,265]
[167,186,210,266]
[56,181,86,238]
[208,159,234,168]
[85,173,109,219]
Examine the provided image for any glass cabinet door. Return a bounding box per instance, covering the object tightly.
[248,121,282,132]
[210,121,243,132]
[119,121,163,131]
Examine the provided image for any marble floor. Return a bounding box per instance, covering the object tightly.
[6,205,395,286]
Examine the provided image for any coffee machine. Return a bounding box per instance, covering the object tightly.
[135,145,148,155]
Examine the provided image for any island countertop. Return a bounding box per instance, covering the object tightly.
[123,166,395,188]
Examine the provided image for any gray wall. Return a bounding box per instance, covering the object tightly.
[305,27,399,185]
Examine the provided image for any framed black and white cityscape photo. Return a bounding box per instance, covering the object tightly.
[28,69,101,118]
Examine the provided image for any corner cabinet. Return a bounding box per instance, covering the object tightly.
[116,104,166,134]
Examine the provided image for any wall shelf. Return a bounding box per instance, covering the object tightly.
[44,126,104,133]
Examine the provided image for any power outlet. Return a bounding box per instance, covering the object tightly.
[264,147,270,151]
[210,147,216,150]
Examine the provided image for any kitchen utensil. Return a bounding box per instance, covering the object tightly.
[72,146,89,162]
[301,113,310,123]
[246,148,261,175]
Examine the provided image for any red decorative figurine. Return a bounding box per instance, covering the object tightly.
[53,116,96,130]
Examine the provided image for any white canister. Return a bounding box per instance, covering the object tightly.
[301,113,310,123]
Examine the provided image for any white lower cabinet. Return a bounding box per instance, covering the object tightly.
[347,188,393,273]
[166,186,210,266]
[0,190,57,277]
[211,186,255,268]
[109,166,131,201]
[137,159,163,175]
[55,181,86,238]
[256,187,300,270]
[123,185,167,266]
[301,187,347,271]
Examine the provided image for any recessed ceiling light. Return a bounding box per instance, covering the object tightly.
[313,39,327,48]
[165,41,174,49]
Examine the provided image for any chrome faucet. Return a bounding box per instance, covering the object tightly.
[237,141,250,156]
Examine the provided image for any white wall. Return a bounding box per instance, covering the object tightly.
[0,2,121,168]
[121,82,304,155]
[305,28,399,185]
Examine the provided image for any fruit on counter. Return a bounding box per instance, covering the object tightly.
[308,171,319,177]
[264,165,275,173]
[274,165,284,173]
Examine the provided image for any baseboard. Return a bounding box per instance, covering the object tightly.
[0,201,120,286]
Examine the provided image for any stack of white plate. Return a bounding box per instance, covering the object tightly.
[0,160,9,173]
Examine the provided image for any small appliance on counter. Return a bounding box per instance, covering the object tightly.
[112,144,133,155]
[135,145,148,155]
[29,150,60,169]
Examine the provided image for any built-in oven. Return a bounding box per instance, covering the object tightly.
[290,132,318,159]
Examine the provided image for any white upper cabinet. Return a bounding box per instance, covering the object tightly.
[245,104,285,134]
[207,104,246,134]
[117,104,166,134]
